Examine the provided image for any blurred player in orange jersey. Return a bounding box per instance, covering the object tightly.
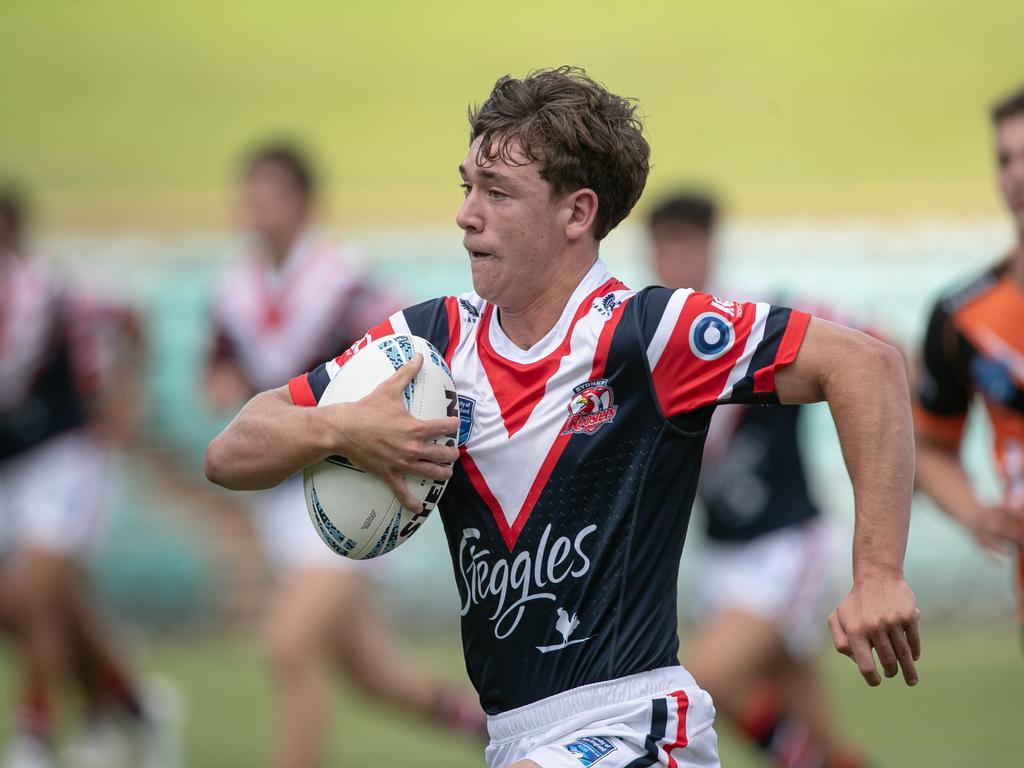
[0,183,180,768]
[206,143,483,768]
[914,85,1024,638]
[648,192,870,768]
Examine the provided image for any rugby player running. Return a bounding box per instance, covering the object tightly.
[206,68,920,768]
[914,84,1024,640]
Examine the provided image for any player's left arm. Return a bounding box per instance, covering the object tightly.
[775,316,920,688]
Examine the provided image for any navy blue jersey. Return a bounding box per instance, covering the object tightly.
[290,260,810,714]
[0,259,85,461]
[698,404,819,542]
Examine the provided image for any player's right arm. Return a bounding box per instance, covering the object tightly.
[913,299,1024,549]
[204,356,458,508]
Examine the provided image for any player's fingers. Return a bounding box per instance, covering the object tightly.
[905,609,922,661]
[386,475,423,511]
[828,611,852,657]
[416,416,461,439]
[869,625,899,679]
[888,625,919,686]
[848,632,881,686]
[408,460,454,482]
[414,442,460,465]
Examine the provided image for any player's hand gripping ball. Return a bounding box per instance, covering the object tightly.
[303,335,457,559]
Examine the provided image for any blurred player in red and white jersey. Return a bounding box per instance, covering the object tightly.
[914,86,1024,639]
[206,143,483,768]
[0,184,180,768]
[649,192,869,768]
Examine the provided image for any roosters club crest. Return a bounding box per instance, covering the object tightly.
[562,379,617,436]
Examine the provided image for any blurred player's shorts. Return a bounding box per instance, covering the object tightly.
[485,667,719,768]
[696,517,842,659]
[0,429,111,558]
[247,474,384,577]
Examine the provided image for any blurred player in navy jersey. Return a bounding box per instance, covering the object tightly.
[205,143,483,768]
[207,70,920,768]
[648,192,868,768]
[0,183,180,768]
[913,85,1024,641]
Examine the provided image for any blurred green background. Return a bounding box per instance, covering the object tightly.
[2,0,1023,229]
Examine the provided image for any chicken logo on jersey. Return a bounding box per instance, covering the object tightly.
[562,379,618,435]
[536,607,592,654]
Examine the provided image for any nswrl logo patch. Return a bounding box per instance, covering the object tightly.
[457,395,476,447]
[563,736,617,766]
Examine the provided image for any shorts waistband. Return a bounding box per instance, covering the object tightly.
[486,666,696,742]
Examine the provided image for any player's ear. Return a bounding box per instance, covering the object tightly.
[564,188,599,242]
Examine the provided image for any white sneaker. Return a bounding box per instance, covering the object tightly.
[134,675,186,768]
[64,713,133,768]
[2,734,56,768]
[65,675,186,768]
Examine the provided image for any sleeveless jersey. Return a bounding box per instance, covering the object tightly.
[289,259,810,714]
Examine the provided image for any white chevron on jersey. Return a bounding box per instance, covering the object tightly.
[212,233,372,391]
[446,261,634,544]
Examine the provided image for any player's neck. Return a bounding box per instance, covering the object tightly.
[262,229,303,268]
[496,256,597,351]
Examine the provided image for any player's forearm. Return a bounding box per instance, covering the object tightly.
[205,387,334,491]
[827,342,914,581]
[914,438,981,526]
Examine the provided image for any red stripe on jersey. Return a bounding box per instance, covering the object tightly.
[477,278,623,439]
[443,296,461,367]
[753,310,810,394]
[652,294,756,416]
[288,375,317,407]
[663,689,690,768]
[333,318,395,368]
[473,293,630,551]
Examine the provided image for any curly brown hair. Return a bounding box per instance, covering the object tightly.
[468,66,650,241]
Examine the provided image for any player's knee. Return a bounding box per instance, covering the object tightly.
[263,620,321,675]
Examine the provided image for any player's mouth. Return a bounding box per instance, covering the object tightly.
[467,248,493,259]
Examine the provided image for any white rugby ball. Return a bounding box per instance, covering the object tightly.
[303,334,458,559]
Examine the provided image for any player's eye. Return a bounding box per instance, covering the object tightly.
[997,151,1009,169]
[459,183,471,198]
[488,189,509,201]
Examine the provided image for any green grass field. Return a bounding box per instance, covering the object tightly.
[2,2,1023,229]
[1,620,1019,767]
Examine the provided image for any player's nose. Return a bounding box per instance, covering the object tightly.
[456,193,482,232]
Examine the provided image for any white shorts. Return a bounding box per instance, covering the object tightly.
[485,667,719,768]
[249,474,362,575]
[696,518,840,659]
[0,430,110,558]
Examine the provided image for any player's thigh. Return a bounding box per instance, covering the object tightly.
[264,565,362,659]
[686,608,788,695]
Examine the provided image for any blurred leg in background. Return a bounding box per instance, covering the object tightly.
[687,520,866,768]
[256,478,484,768]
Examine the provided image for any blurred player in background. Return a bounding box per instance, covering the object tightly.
[206,143,483,768]
[648,193,869,768]
[914,85,1024,639]
[207,69,921,768]
[0,183,179,768]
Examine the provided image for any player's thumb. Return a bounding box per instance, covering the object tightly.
[389,353,424,390]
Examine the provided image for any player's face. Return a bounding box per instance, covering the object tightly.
[238,163,308,242]
[996,114,1024,235]
[456,137,578,310]
[649,221,713,291]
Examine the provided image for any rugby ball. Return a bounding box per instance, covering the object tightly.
[303,334,458,559]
